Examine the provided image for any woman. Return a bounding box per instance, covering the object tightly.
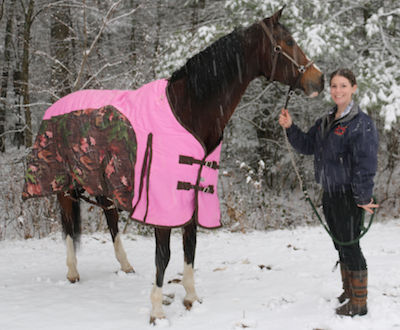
[279,68,379,316]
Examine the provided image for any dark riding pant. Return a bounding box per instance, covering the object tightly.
[322,190,367,271]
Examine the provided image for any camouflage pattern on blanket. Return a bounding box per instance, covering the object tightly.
[22,106,137,211]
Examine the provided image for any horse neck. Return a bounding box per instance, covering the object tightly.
[168,27,261,154]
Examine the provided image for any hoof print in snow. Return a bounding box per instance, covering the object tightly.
[162,293,175,305]
[258,264,272,270]
[168,278,181,284]
[234,318,257,328]
[287,244,300,251]
[213,266,227,272]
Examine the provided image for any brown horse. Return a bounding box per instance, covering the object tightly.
[24,7,323,323]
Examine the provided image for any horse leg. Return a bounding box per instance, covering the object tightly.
[182,219,200,309]
[57,190,81,283]
[95,196,134,273]
[150,227,171,323]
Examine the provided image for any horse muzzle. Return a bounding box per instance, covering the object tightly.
[302,71,324,97]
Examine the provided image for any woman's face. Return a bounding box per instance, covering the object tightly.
[330,75,357,109]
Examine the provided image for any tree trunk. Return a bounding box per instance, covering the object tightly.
[0,0,16,152]
[152,0,162,78]
[50,3,72,99]
[190,0,205,34]
[20,0,35,148]
[12,70,24,148]
[0,0,4,22]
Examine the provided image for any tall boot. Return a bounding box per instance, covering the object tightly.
[337,263,351,303]
[336,270,368,317]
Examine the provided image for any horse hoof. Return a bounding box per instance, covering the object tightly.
[183,296,202,310]
[123,266,135,274]
[67,276,80,283]
[183,300,193,310]
[149,316,167,325]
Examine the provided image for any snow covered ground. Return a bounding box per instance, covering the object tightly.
[1,219,399,330]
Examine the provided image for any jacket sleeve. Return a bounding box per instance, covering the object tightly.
[286,120,319,155]
[350,116,379,205]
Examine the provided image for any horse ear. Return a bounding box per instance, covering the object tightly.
[270,5,286,25]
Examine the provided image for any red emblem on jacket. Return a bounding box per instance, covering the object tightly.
[334,125,347,136]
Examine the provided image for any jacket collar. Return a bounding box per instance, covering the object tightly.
[321,102,360,137]
[329,100,354,119]
[335,101,360,124]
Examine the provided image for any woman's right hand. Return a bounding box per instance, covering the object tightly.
[279,108,292,129]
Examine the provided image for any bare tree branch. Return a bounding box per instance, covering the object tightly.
[34,50,73,75]
[108,6,141,25]
[80,60,123,90]
[236,84,275,112]
[73,0,139,90]
[377,8,400,17]
[72,1,142,91]
[326,5,366,23]
[378,22,399,59]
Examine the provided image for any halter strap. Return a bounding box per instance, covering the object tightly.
[259,20,314,83]
[259,20,314,108]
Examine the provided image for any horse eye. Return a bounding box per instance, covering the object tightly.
[286,39,294,47]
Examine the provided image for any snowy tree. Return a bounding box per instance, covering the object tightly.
[0,0,399,238]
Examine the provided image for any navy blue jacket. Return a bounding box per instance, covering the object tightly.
[286,103,378,205]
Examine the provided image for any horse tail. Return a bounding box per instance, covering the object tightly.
[71,193,82,250]
[59,189,82,250]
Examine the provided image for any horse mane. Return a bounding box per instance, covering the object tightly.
[169,28,245,103]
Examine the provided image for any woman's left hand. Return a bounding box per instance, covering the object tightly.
[357,199,379,214]
[278,109,293,129]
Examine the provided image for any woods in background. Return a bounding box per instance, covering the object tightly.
[0,0,398,238]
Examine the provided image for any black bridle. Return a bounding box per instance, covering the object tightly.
[259,20,314,108]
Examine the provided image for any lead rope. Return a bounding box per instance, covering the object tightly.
[281,90,375,246]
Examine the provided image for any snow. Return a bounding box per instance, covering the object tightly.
[1,220,400,329]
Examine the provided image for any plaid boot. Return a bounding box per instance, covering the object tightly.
[336,270,368,316]
[337,263,351,303]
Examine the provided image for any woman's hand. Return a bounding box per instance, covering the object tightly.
[279,108,293,129]
[357,199,379,214]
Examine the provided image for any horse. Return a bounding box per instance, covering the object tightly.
[22,7,324,323]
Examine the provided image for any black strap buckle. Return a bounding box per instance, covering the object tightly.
[177,181,214,194]
[177,181,192,191]
[179,155,219,170]
[201,185,214,194]
[204,160,216,169]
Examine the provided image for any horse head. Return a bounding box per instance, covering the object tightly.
[259,6,324,97]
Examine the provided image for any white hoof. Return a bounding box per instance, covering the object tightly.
[67,272,80,283]
[66,235,79,283]
[182,262,200,310]
[150,285,166,323]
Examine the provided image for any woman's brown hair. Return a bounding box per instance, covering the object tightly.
[329,68,357,86]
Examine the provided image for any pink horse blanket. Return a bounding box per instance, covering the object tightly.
[22,79,222,228]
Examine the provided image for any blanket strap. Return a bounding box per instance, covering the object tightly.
[179,155,219,170]
[63,190,116,210]
[177,181,214,194]
[131,133,153,222]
